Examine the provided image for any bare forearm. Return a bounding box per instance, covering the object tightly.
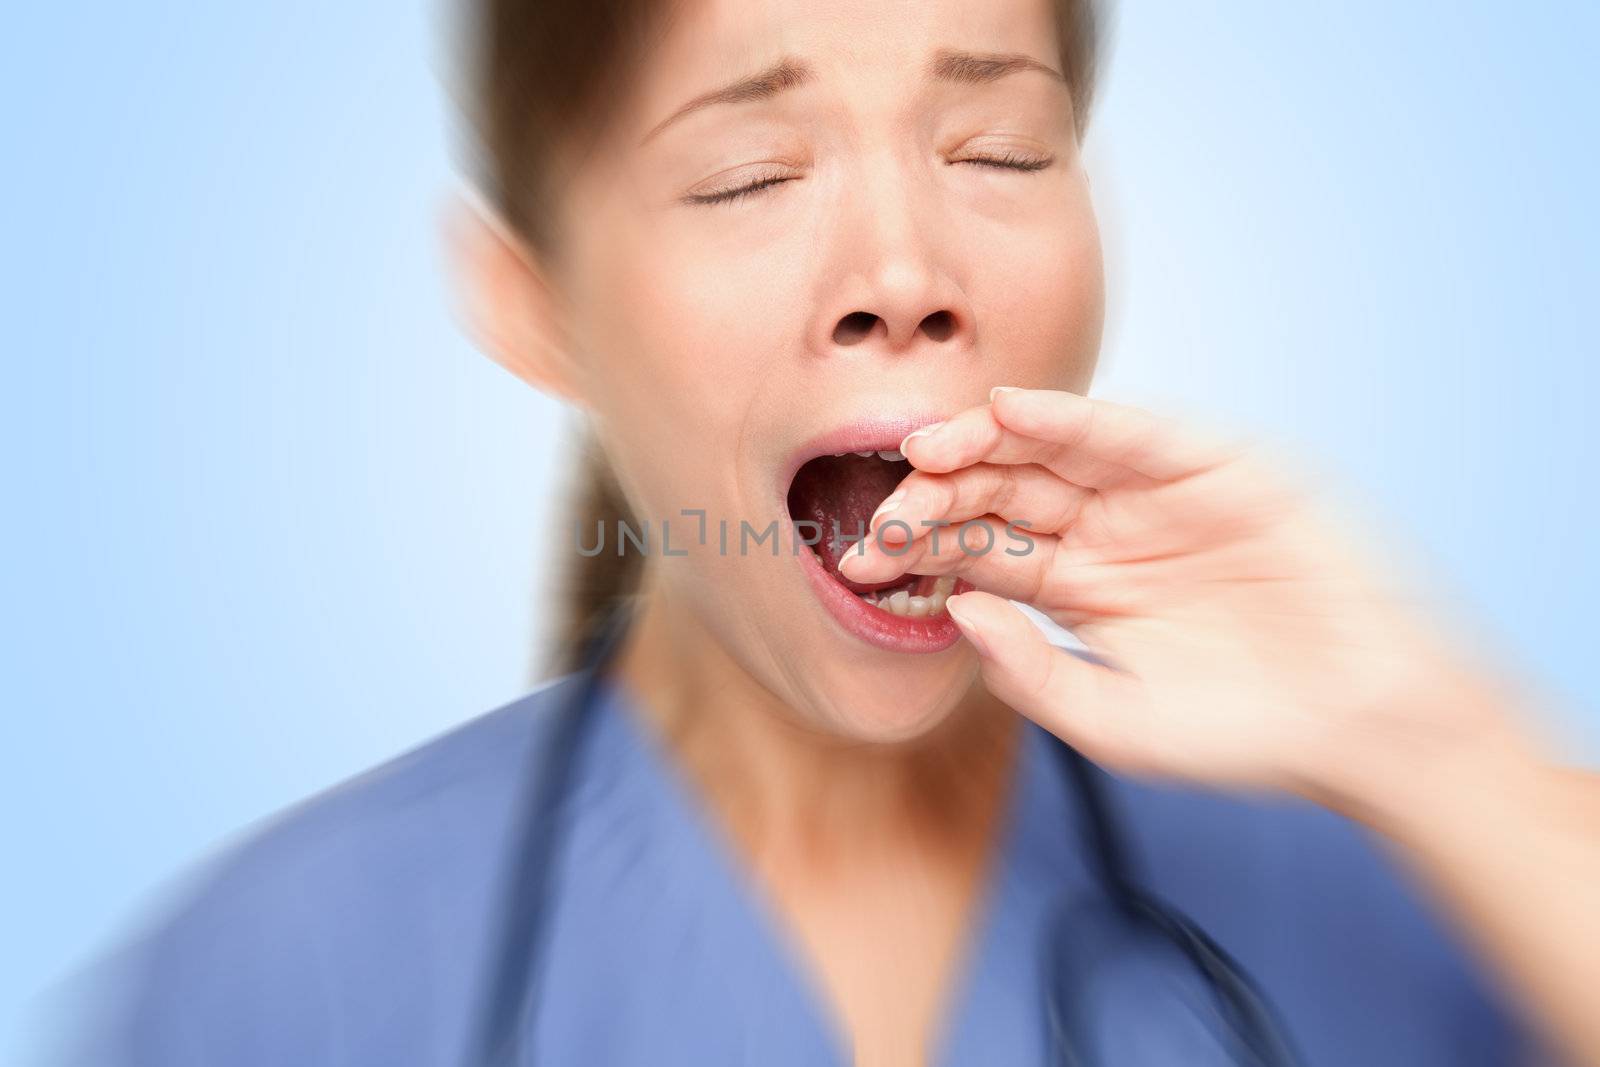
[1363,729,1600,1067]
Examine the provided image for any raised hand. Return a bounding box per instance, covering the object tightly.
[838,387,1519,814]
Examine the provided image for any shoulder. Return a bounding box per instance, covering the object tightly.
[1103,770,1534,1065]
[70,676,584,1067]
[168,672,580,916]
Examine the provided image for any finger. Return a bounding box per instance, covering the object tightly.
[898,402,1047,475]
[943,590,1146,766]
[870,463,1089,545]
[896,403,1003,470]
[899,403,1137,489]
[841,515,1141,621]
[841,514,1057,602]
[901,390,1241,490]
[989,387,1241,484]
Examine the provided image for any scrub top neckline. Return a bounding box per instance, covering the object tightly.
[591,674,1079,1067]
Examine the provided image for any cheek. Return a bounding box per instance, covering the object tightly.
[566,227,795,518]
[973,198,1105,391]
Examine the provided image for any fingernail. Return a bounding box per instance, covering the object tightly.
[870,489,905,528]
[899,422,943,453]
[989,386,1021,402]
[945,599,992,658]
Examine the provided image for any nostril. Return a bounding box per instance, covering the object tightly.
[832,311,880,346]
[920,310,955,342]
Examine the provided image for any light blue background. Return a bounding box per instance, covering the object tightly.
[3,1,1596,1057]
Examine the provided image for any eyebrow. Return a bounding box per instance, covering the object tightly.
[640,48,1064,146]
[640,58,814,144]
[927,49,1065,86]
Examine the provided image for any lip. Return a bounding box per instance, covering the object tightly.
[795,544,970,654]
[781,412,966,655]
[776,413,950,502]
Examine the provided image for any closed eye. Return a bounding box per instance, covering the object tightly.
[954,152,1054,172]
[683,150,1050,207]
[683,175,796,206]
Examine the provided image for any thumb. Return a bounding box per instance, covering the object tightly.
[944,591,1139,762]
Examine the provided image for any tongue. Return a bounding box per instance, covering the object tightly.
[787,454,911,594]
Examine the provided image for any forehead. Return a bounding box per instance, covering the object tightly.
[627,0,1063,119]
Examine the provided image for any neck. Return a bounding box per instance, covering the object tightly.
[613,573,1020,871]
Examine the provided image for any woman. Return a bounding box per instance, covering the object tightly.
[75,0,1599,1064]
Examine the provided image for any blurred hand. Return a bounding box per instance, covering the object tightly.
[839,386,1521,815]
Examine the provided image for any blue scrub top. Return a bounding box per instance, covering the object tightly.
[70,673,1534,1065]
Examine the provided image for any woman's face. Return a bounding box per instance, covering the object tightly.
[545,0,1103,740]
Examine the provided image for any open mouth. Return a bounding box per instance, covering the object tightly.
[785,439,970,654]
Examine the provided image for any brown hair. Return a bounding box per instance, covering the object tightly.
[463,0,1105,675]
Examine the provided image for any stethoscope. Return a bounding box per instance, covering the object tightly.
[470,605,1305,1066]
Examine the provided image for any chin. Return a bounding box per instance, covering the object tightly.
[807,655,982,744]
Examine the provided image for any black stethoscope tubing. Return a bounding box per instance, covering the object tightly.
[471,607,1302,1066]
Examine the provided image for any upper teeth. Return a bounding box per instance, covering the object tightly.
[833,449,905,461]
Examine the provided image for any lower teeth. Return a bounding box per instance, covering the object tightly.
[860,576,958,618]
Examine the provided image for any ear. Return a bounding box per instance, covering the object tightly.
[444,192,585,405]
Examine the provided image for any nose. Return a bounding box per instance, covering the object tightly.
[809,164,973,358]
